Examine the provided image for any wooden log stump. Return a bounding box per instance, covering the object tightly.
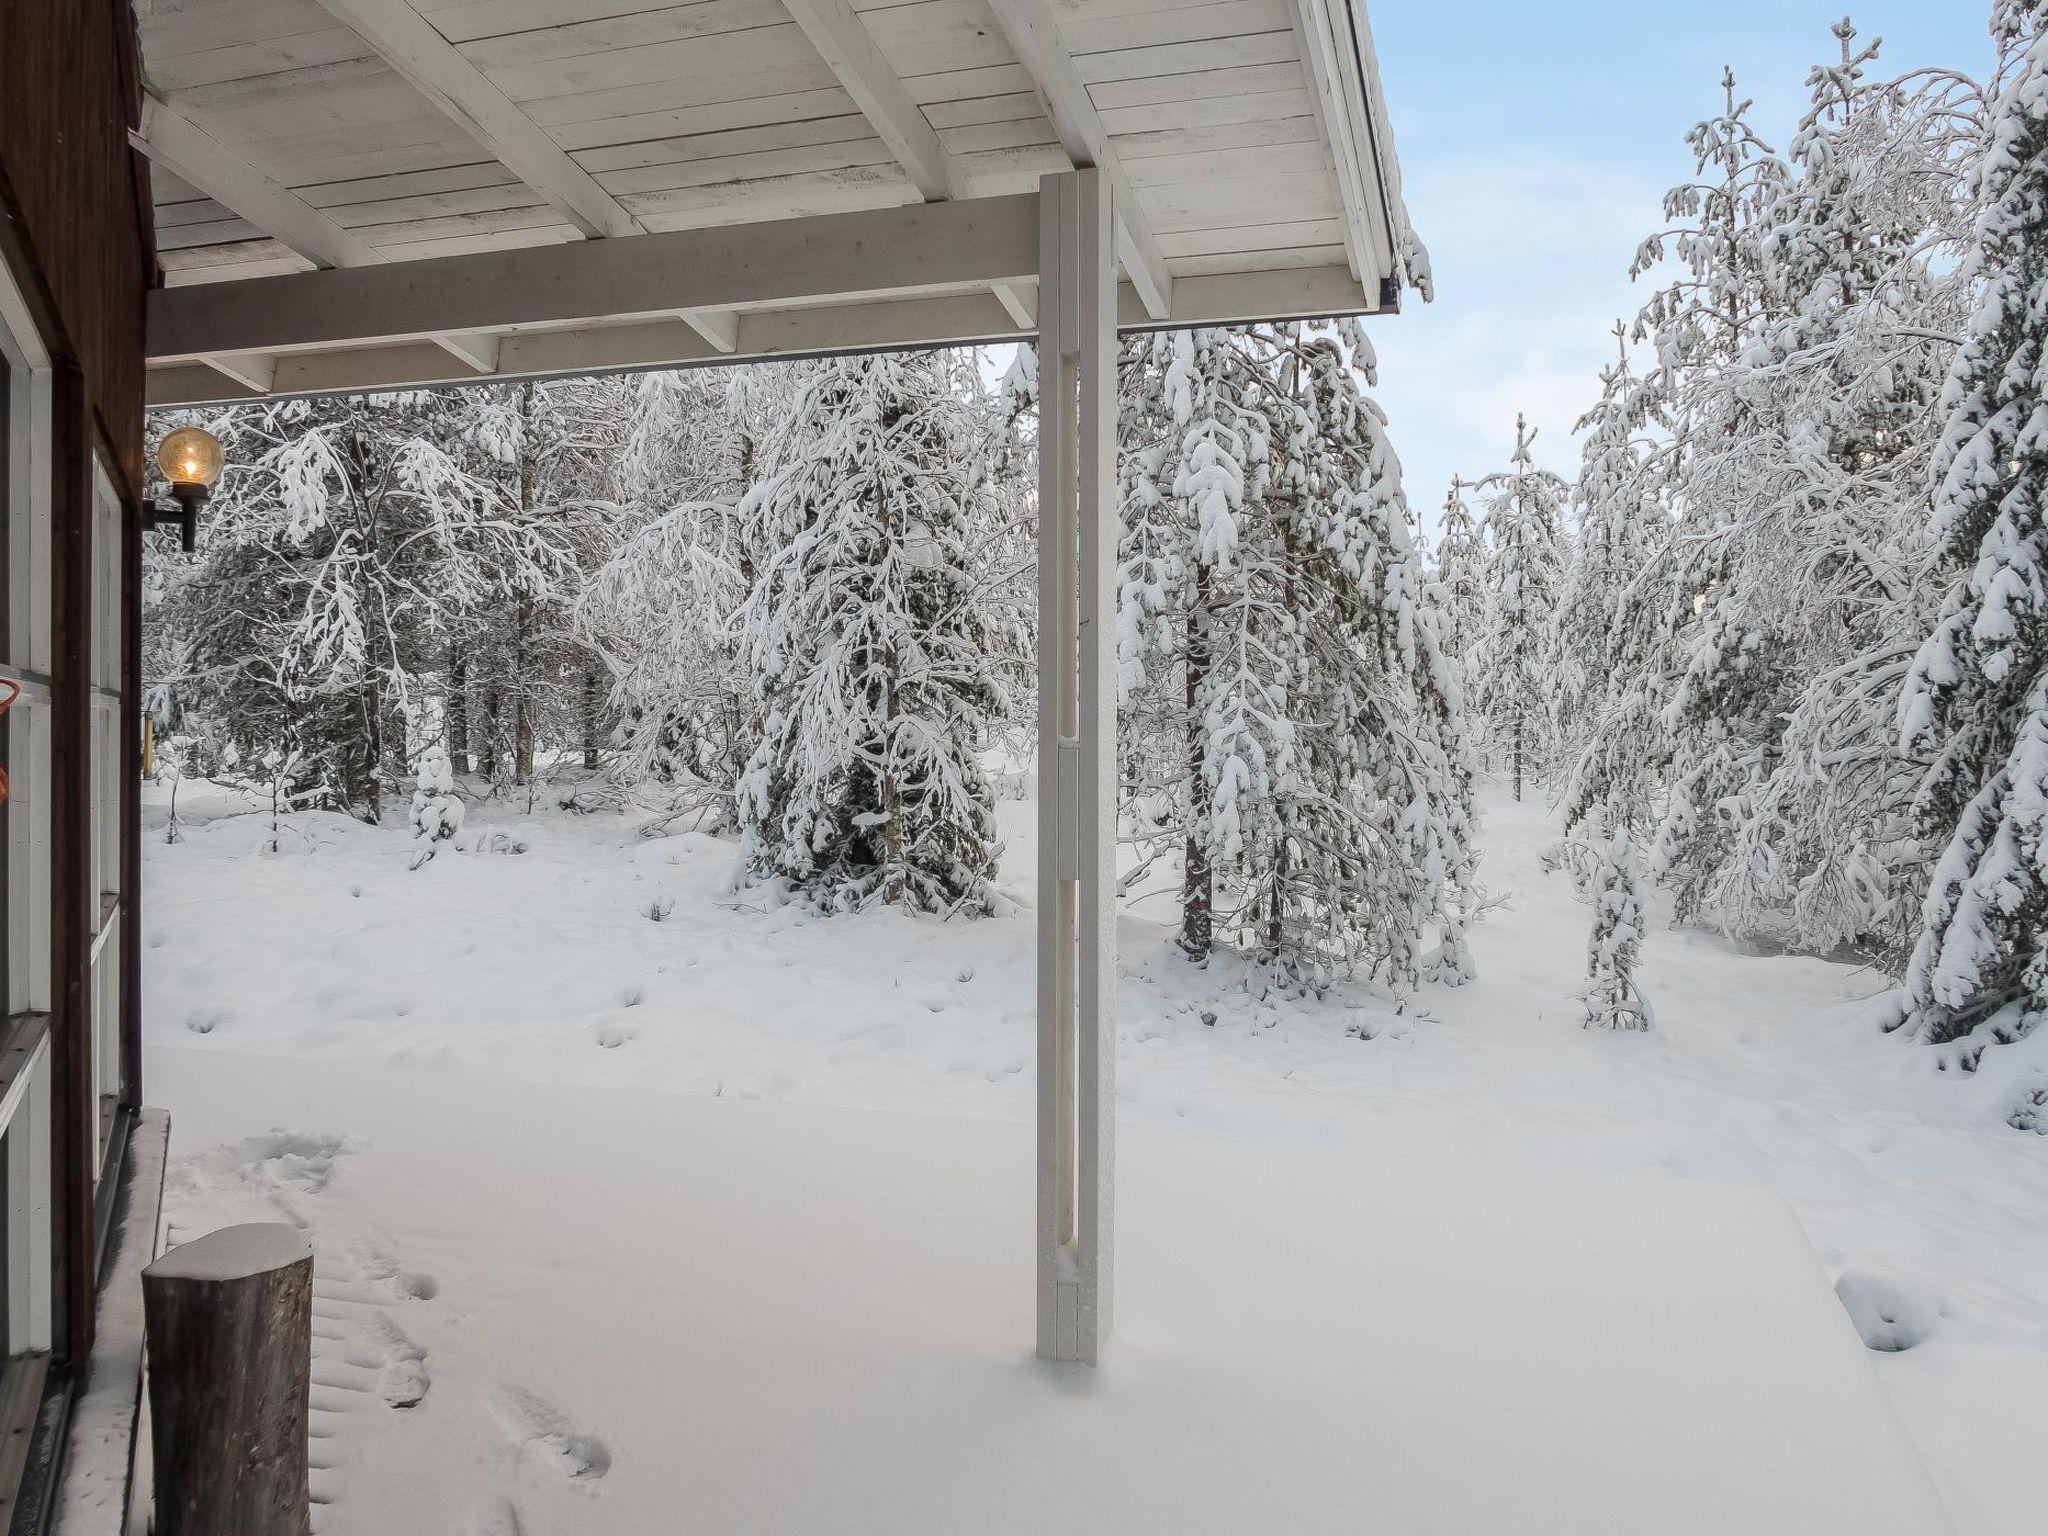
[142,1222,314,1536]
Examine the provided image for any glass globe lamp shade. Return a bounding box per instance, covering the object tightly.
[156,427,225,492]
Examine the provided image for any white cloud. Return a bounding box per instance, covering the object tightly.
[1371,150,1669,533]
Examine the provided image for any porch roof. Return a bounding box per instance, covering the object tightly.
[134,0,1422,404]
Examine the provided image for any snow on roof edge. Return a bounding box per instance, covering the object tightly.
[1344,0,1433,304]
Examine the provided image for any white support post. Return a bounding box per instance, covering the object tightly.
[1036,168,1116,1365]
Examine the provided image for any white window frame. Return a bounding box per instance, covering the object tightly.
[89,459,125,1162]
[1,247,58,1358]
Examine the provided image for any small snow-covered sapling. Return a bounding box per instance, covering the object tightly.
[408,747,465,870]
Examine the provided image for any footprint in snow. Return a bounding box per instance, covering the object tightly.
[489,1384,612,1482]
[182,1004,236,1035]
[469,1497,529,1536]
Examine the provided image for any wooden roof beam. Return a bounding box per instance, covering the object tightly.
[983,0,1171,320]
[146,262,1381,407]
[131,96,498,376]
[133,96,382,271]
[148,194,1045,361]
[779,0,1036,327]
[309,0,743,346]
[309,0,637,242]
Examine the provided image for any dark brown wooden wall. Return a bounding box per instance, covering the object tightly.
[0,0,154,1369]
[0,0,153,497]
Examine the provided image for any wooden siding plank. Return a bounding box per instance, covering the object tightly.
[160,240,313,282]
[297,161,523,210]
[548,87,859,152]
[901,62,1035,106]
[361,224,583,263]
[145,27,375,91]
[196,122,486,191]
[160,63,477,151]
[623,163,920,227]
[572,113,879,175]
[1099,86,1313,138]
[1143,170,1336,233]
[522,63,842,130]
[153,195,240,230]
[1075,31,1299,86]
[485,22,821,104]
[1156,216,1344,256]
[456,0,793,71]
[1086,59,1302,107]
[156,215,266,250]
[366,212,582,257]
[325,181,552,231]
[594,135,901,197]
[924,91,1042,129]
[938,117,1060,155]
[139,0,340,60]
[1165,244,1344,277]
[424,0,730,45]
[1064,0,1288,53]
[1126,139,1330,188]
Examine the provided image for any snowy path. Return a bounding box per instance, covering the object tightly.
[141,782,2048,1535]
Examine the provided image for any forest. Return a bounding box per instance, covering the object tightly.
[145,3,2048,1131]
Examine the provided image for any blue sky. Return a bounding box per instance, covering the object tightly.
[1365,0,1992,533]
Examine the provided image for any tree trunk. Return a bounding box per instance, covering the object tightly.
[1513,718,1524,803]
[143,1223,314,1536]
[513,382,539,787]
[514,598,535,785]
[480,684,500,782]
[1266,834,1288,957]
[359,680,383,824]
[1180,564,1212,962]
[448,651,469,774]
[582,668,601,770]
[883,651,904,906]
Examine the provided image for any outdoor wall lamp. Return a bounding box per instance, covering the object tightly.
[147,426,225,552]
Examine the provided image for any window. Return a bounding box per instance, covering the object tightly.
[1,244,58,1378]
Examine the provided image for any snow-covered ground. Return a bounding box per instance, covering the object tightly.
[141,779,2048,1536]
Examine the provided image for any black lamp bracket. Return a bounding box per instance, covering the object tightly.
[144,484,206,553]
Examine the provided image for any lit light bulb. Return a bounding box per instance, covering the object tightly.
[155,426,225,491]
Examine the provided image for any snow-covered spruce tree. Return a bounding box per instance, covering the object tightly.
[735,351,1015,914]
[1580,812,1653,1031]
[408,745,464,868]
[1890,1,2048,1073]
[1470,415,1570,802]
[1549,325,1672,924]
[1560,67,1791,897]
[1549,325,1665,783]
[1427,475,1489,766]
[1653,25,1967,953]
[1165,327,1276,962]
[1116,325,1474,991]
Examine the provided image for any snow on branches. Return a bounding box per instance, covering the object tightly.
[1890,3,2048,1074]
[734,351,1017,915]
[1118,324,1476,992]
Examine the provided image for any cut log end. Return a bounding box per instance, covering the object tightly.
[144,1221,311,1283]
